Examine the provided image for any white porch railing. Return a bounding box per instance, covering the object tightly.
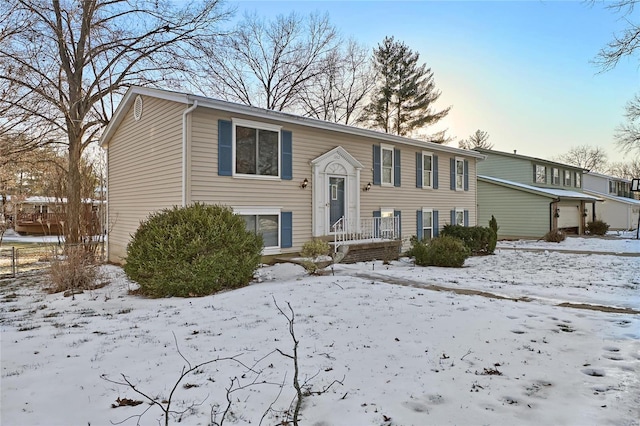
[332,216,400,252]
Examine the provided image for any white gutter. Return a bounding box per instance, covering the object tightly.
[181,101,198,207]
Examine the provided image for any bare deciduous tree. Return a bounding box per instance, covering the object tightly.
[297,39,375,125]
[204,11,339,112]
[555,145,608,172]
[615,94,640,157]
[608,159,640,180]
[458,129,493,150]
[0,0,231,244]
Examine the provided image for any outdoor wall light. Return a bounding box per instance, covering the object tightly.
[300,178,309,189]
[363,182,372,192]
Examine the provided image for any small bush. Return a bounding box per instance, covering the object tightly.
[489,215,499,236]
[49,246,100,293]
[441,225,497,255]
[124,203,263,298]
[410,235,470,268]
[586,220,610,236]
[543,228,566,243]
[300,239,330,259]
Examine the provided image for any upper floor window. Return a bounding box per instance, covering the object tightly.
[551,168,560,185]
[422,153,433,188]
[564,170,571,186]
[609,180,616,194]
[455,158,464,190]
[535,165,547,184]
[381,145,394,185]
[234,119,281,177]
[575,172,581,188]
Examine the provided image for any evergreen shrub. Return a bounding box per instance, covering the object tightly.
[586,220,610,236]
[410,235,470,268]
[124,203,263,298]
[441,224,497,255]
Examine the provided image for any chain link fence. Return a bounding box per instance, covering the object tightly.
[0,242,105,279]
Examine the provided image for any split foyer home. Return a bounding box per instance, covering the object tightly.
[475,148,602,239]
[100,86,485,264]
[583,172,640,231]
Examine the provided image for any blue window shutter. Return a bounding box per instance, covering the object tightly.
[416,210,423,240]
[433,210,439,237]
[218,120,232,176]
[450,209,455,225]
[394,210,401,237]
[373,210,381,238]
[450,158,455,190]
[394,148,401,187]
[464,160,469,191]
[433,155,439,189]
[464,210,469,227]
[281,211,292,248]
[373,145,381,185]
[281,130,292,180]
[416,153,422,188]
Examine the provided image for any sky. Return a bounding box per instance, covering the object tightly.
[2,235,639,425]
[232,0,639,164]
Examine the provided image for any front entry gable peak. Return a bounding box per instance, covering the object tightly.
[311,146,363,170]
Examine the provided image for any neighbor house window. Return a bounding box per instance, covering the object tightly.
[381,144,394,185]
[422,152,433,188]
[535,165,547,184]
[234,119,280,177]
[564,170,571,186]
[422,209,433,240]
[235,208,280,252]
[609,180,616,194]
[575,172,581,188]
[455,158,464,190]
[455,209,464,226]
[551,168,560,185]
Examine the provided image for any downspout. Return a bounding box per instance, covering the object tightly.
[182,100,198,207]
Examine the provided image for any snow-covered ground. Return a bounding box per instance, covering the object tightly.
[1,237,639,426]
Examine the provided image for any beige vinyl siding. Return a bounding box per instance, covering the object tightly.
[106,96,184,263]
[478,180,551,239]
[189,109,478,251]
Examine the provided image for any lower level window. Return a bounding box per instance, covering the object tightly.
[455,209,464,226]
[240,212,279,248]
[422,209,433,240]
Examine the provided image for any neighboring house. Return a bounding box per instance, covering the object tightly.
[583,172,640,230]
[100,86,485,264]
[1,195,102,236]
[474,148,601,239]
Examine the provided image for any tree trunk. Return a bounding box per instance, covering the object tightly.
[67,136,82,245]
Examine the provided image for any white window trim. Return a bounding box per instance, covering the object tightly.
[455,207,465,226]
[422,151,433,189]
[455,157,465,191]
[535,164,547,184]
[381,143,394,186]
[574,172,581,188]
[233,206,281,255]
[564,170,571,186]
[380,207,394,217]
[551,167,560,185]
[422,208,433,239]
[232,118,282,180]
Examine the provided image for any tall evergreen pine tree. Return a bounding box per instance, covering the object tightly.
[365,36,450,138]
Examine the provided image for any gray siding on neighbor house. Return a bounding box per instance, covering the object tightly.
[106,96,184,262]
[478,180,551,239]
[188,108,479,252]
[477,153,536,185]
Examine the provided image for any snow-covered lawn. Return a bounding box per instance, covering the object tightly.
[1,237,639,426]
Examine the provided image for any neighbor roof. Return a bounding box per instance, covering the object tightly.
[100,86,486,160]
[584,189,640,206]
[478,175,603,201]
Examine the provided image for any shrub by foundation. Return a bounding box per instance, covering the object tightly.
[586,220,610,236]
[441,224,497,255]
[410,235,470,268]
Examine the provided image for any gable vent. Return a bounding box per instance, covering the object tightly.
[133,95,143,121]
